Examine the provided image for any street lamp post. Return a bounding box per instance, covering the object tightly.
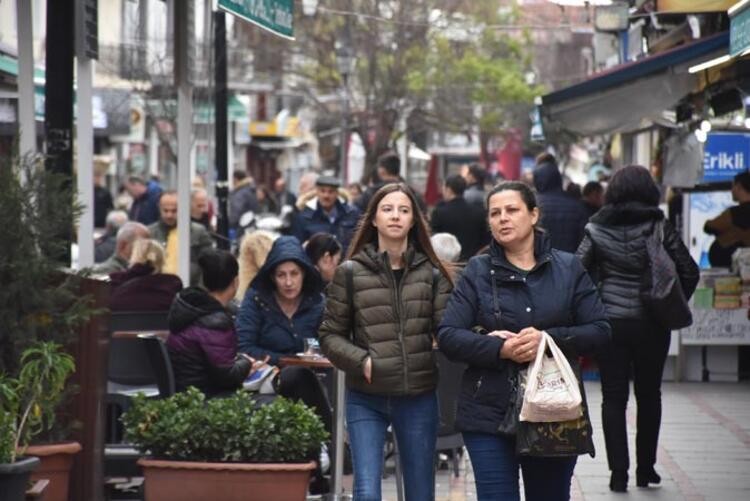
[335,24,355,183]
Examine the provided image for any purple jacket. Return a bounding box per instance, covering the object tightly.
[166,287,251,397]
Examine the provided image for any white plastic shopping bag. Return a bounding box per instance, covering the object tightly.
[519,332,582,422]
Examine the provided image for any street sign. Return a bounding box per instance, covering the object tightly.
[729,0,750,57]
[218,0,294,39]
[702,132,750,183]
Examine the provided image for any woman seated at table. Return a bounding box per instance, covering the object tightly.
[304,232,343,284]
[167,249,331,421]
[237,235,326,364]
[110,238,183,311]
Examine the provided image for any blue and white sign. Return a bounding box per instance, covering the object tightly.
[703,132,750,183]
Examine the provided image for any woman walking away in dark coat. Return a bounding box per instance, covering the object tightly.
[438,181,611,501]
[319,183,453,501]
[236,236,325,364]
[576,165,699,492]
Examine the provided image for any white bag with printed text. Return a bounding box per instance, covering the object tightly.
[519,332,582,422]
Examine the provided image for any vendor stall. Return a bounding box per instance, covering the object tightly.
[677,141,750,381]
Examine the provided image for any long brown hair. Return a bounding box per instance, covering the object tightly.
[347,183,453,284]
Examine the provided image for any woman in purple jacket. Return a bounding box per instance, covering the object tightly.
[166,249,260,397]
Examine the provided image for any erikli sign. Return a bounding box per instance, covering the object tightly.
[702,132,750,183]
[218,0,294,39]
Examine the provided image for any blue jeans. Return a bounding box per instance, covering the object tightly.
[346,389,438,501]
[463,432,577,501]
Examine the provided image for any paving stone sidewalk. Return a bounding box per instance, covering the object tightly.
[369,381,750,501]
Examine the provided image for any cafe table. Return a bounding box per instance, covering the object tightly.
[279,355,349,500]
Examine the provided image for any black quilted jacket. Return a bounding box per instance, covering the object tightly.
[576,202,699,321]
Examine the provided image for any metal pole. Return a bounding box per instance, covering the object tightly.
[214,10,230,249]
[174,0,194,286]
[75,58,95,268]
[16,0,36,157]
[339,74,349,182]
[45,0,75,265]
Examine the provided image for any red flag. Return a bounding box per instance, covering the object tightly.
[424,155,441,207]
[498,129,522,180]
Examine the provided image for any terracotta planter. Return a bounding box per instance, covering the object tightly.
[138,458,317,501]
[24,442,81,501]
[0,456,40,501]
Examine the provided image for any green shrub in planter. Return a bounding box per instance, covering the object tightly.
[0,342,76,464]
[122,387,328,463]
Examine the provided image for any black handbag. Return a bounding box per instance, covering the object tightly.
[641,221,693,330]
[497,365,524,436]
[515,362,595,458]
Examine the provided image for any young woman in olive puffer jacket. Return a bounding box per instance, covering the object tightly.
[319,183,453,501]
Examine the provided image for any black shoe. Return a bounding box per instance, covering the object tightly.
[636,468,661,487]
[609,470,628,492]
[309,475,330,496]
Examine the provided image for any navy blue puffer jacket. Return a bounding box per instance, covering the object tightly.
[236,236,325,364]
[437,232,610,435]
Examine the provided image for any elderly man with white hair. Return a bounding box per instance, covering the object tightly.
[92,221,150,275]
[430,232,463,264]
[95,210,129,263]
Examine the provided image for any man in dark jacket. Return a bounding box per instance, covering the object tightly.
[125,175,162,225]
[355,151,427,213]
[430,174,488,260]
[582,181,604,219]
[228,170,259,230]
[462,163,486,209]
[533,154,589,252]
[291,176,360,255]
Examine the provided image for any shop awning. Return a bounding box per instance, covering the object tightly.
[541,32,729,136]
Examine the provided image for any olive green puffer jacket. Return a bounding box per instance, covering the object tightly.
[319,243,452,396]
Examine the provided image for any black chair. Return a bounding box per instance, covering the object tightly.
[105,311,169,442]
[435,350,467,477]
[138,333,175,398]
[110,310,170,332]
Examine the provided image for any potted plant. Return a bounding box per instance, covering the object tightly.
[0,153,95,501]
[0,342,75,501]
[122,387,329,501]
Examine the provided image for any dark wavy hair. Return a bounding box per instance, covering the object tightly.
[486,181,539,212]
[198,249,239,292]
[604,165,660,206]
[305,232,342,263]
[347,183,453,284]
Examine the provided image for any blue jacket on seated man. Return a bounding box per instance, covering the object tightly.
[236,236,325,365]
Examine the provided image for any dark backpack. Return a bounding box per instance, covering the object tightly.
[641,221,693,330]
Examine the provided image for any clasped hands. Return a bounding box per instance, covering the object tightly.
[491,327,543,364]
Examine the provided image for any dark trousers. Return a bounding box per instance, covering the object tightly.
[277,365,333,434]
[463,432,577,501]
[596,318,670,473]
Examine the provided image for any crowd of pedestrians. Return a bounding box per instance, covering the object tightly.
[92,150,711,500]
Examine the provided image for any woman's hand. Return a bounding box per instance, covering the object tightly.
[363,356,372,383]
[241,354,270,375]
[499,327,543,363]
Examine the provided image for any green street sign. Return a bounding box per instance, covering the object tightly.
[218,0,294,39]
[730,0,750,57]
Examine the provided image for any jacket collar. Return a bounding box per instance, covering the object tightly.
[355,242,428,273]
[590,202,663,226]
[489,230,552,276]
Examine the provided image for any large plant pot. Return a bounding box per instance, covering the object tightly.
[138,458,316,501]
[0,456,40,501]
[25,442,81,501]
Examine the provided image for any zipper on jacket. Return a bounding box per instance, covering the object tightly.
[473,375,484,397]
[387,263,409,394]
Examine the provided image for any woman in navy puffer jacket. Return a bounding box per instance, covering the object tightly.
[438,182,611,501]
[237,236,325,364]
